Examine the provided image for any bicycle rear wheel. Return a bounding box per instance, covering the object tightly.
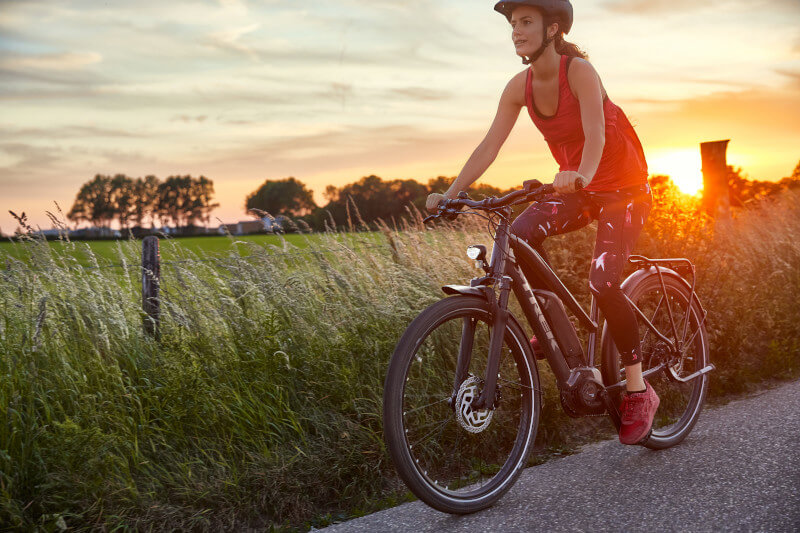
[601,271,710,449]
[383,295,540,514]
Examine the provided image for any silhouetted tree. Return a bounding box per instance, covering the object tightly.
[427,176,506,199]
[778,160,800,191]
[157,175,219,229]
[110,174,136,229]
[727,166,783,206]
[133,175,160,228]
[67,174,115,228]
[245,177,317,217]
[189,175,219,226]
[321,175,428,227]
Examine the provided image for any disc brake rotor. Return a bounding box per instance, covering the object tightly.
[455,375,494,433]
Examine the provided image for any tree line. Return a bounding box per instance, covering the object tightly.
[244,161,800,231]
[64,160,800,234]
[67,174,219,230]
[244,175,513,232]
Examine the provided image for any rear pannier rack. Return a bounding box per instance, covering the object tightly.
[627,254,695,277]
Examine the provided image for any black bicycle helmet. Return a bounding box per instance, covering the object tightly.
[493,0,573,34]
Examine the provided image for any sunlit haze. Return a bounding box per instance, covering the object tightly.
[1,0,799,232]
[648,149,705,195]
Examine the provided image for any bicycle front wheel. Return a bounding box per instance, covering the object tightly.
[601,271,710,449]
[383,295,541,514]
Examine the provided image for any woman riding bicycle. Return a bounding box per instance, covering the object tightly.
[425,0,659,445]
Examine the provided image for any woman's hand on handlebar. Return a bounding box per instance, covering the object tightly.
[426,192,446,213]
[553,171,588,195]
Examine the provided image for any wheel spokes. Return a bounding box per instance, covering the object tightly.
[402,312,531,495]
[617,280,708,438]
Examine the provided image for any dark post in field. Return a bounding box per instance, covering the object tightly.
[700,140,732,219]
[142,236,161,337]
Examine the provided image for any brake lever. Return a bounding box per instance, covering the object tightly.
[423,204,460,224]
[441,208,461,222]
[523,178,543,192]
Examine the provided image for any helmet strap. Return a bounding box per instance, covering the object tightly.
[522,19,556,65]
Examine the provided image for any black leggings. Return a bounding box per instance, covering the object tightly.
[510,183,652,366]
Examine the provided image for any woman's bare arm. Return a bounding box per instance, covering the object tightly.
[443,73,526,198]
[569,58,606,183]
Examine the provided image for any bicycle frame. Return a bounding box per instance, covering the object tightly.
[447,206,713,421]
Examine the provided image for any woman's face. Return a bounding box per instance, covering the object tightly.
[509,6,551,59]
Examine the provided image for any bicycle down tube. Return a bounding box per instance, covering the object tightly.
[468,210,580,402]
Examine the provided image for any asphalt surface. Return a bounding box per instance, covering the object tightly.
[322,379,800,532]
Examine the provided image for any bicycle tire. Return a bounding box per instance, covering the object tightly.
[383,295,541,514]
[601,271,710,449]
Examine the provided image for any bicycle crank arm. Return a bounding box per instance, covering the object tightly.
[598,387,621,432]
[604,363,666,394]
[665,363,715,384]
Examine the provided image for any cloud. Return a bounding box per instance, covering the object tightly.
[0,142,64,175]
[678,77,755,89]
[775,69,800,88]
[196,123,483,180]
[0,67,111,103]
[602,0,704,14]
[171,115,208,123]
[199,37,449,69]
[602,0,800,14]
[0,52,102,72]
[313,82,353,109]
[0,125,143,140]
[387,87,452,101]
[217,0,248,15]
[629,81,800,181]
[649,85,799,133]
[207,23,261,60]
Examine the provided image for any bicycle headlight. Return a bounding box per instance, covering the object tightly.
[466,245,487,261]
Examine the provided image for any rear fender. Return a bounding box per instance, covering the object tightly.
[600,266,707,367]
[621,267,707,317]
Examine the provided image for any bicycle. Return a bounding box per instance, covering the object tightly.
[382,180,714,514]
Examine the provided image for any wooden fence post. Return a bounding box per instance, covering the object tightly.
[700,140,732,219]
[142,236,160,337]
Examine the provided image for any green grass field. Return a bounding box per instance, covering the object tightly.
[2,191,800,530]
[0,232,384,266]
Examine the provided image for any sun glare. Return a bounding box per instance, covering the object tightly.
[647,150,704,195]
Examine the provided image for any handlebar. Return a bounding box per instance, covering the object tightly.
[424,178,583,223]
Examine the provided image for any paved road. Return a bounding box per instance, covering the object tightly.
[323,379,800,532]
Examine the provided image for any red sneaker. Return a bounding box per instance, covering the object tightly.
[530,336,545,360]
[618,380,660,445]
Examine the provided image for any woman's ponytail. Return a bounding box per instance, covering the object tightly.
[520,14,589,64]
[554,33,588,59]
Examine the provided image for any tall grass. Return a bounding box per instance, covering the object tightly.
[1,191,799,530]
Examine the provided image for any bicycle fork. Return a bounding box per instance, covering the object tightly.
[471,275,512,411]
[455,212,514,412]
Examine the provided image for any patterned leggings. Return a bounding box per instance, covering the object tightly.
[510,182,652,366]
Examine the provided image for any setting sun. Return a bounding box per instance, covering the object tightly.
[647,150,705,196]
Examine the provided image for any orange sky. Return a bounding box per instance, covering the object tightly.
[1,0,799,234]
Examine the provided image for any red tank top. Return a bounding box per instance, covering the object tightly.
[525,55,648,191]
